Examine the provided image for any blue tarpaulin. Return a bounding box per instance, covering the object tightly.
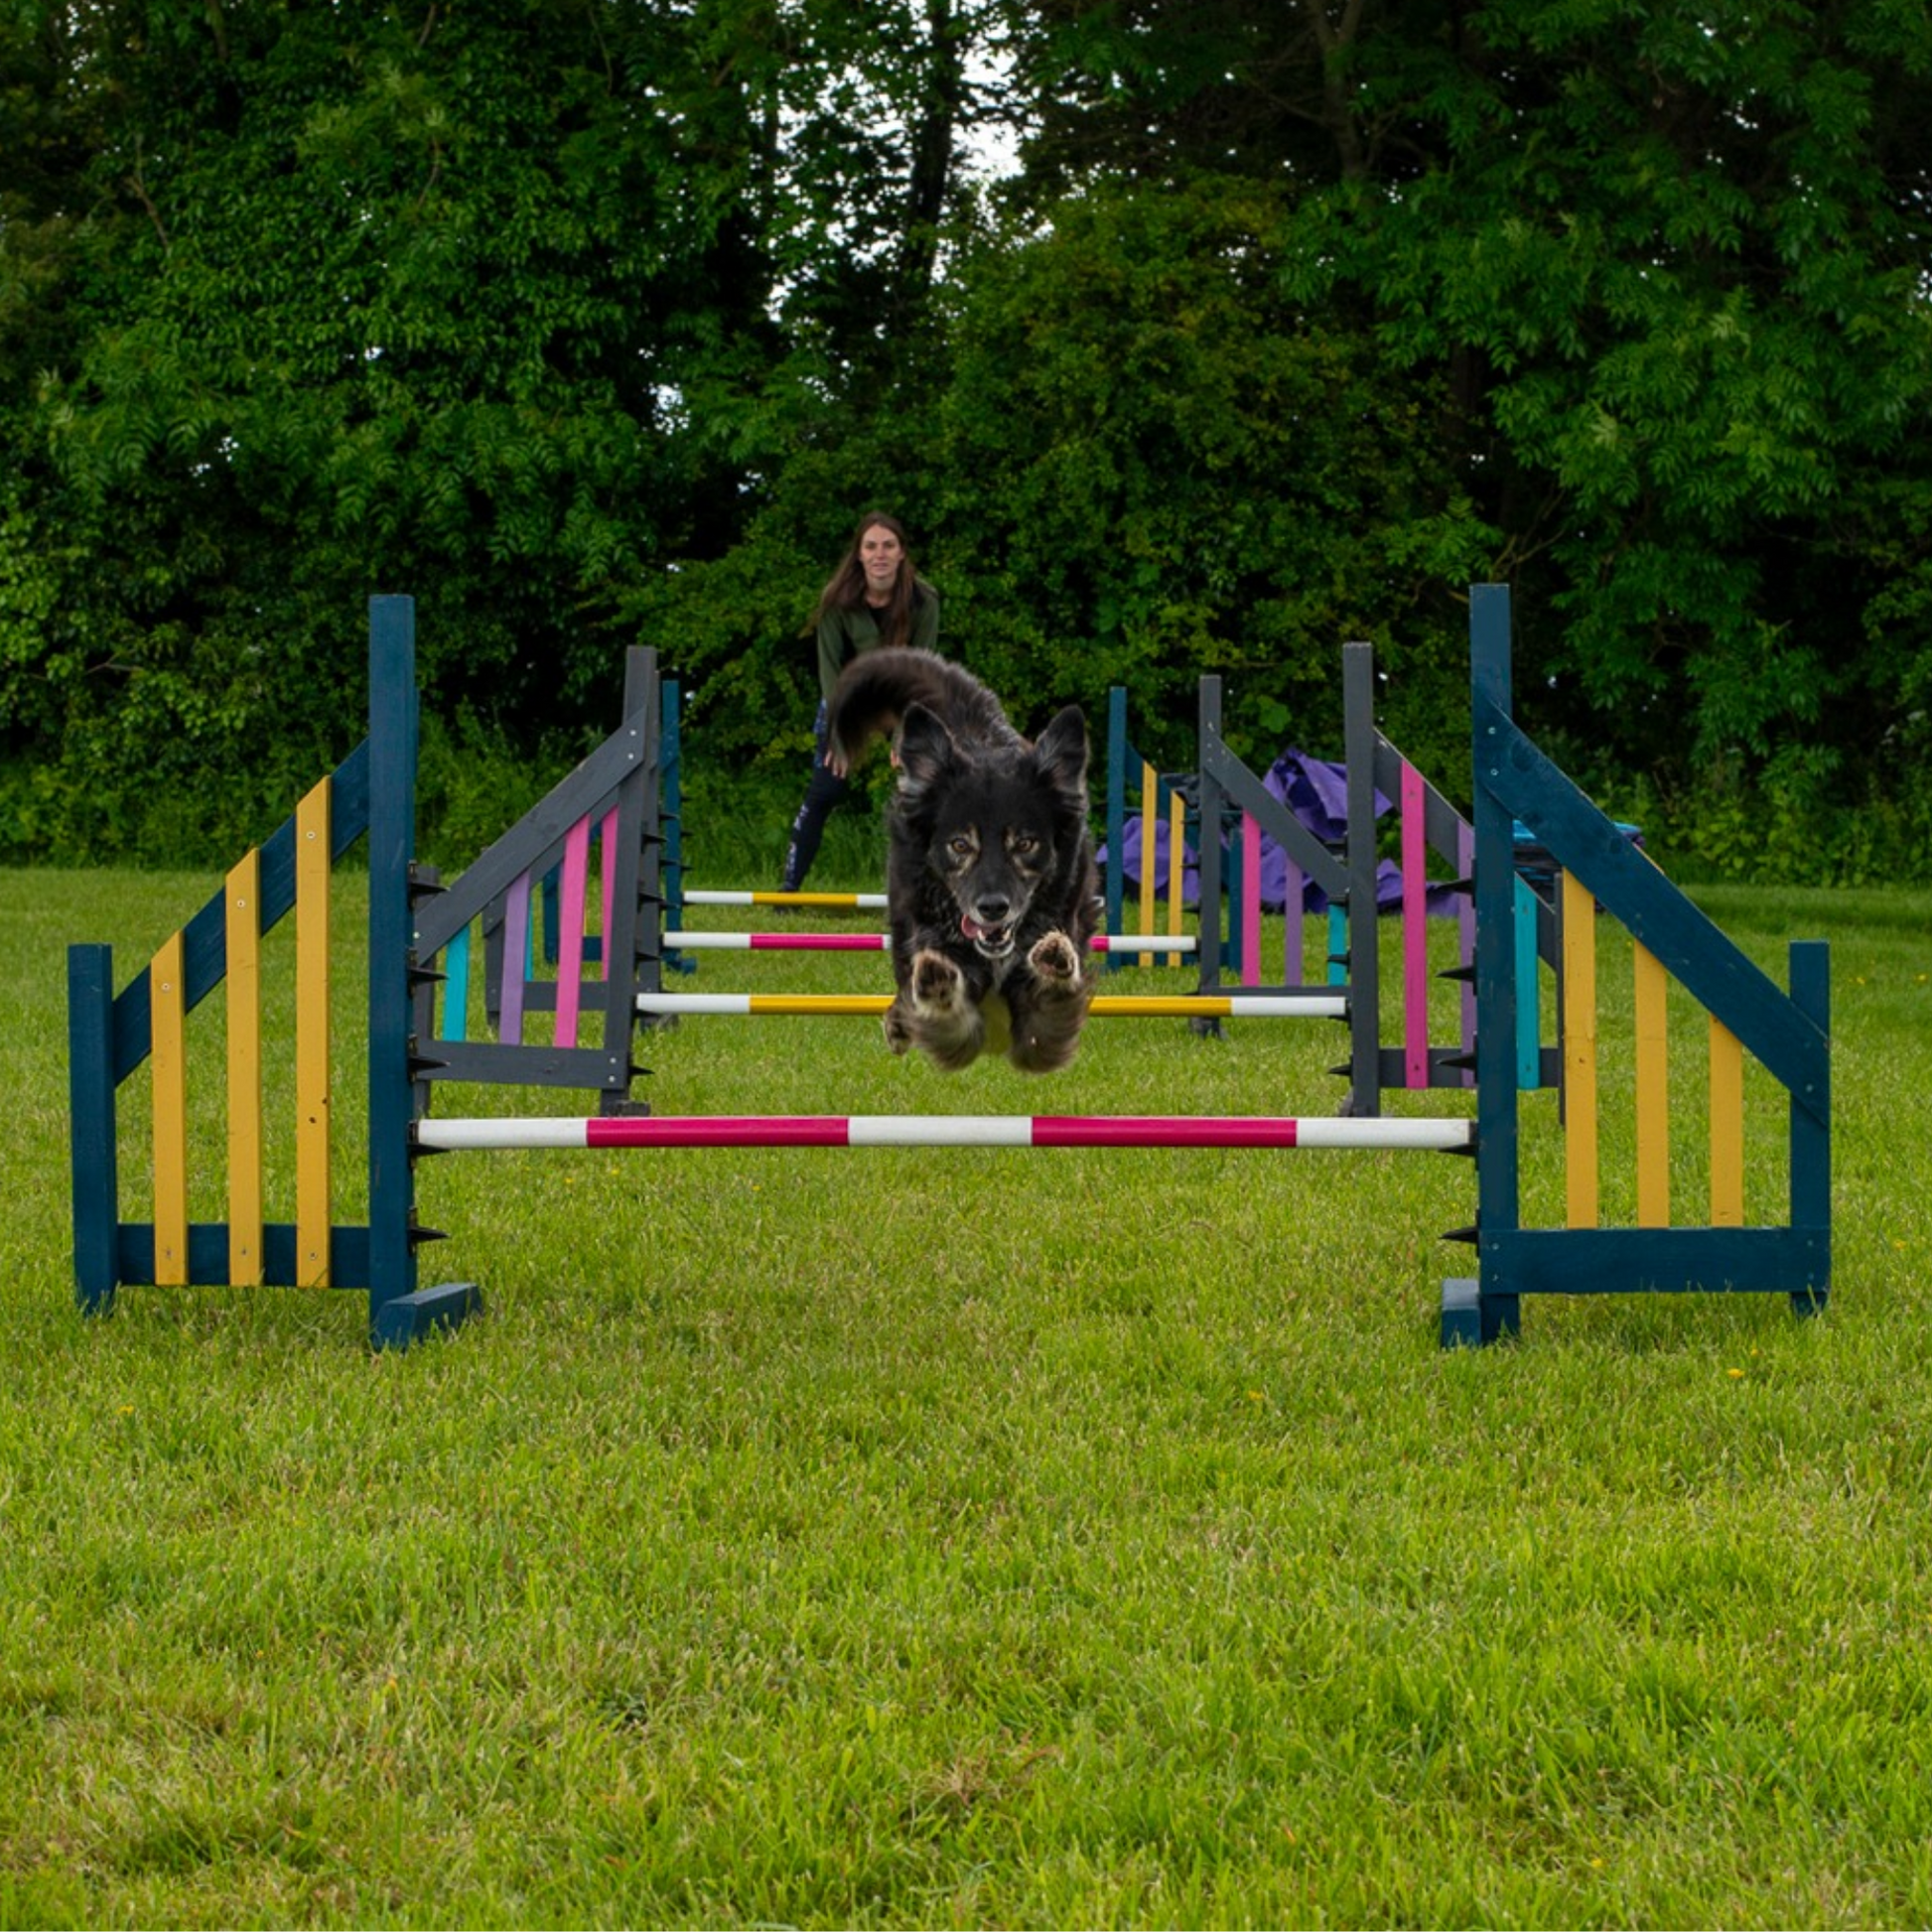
[1102,751,1640,915]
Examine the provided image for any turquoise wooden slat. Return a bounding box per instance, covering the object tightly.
[442,925,471,1042]
[1514,875,1540,1091]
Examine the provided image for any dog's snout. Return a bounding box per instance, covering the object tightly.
[974,894,1012,925]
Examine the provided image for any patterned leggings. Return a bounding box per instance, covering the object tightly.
[779,702,852,892]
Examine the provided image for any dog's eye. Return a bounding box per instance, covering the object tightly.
[948,835,974,858]
[1011,834,1038,857]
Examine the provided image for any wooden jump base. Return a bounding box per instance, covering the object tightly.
[416,1115,1475,1151]
[68,585,1831,1350]
[634,992,1345,1020]
[661,930,1200,954]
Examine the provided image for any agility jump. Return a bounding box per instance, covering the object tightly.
[652,640,1539,1121]
[67,587,1831,1348]
[651,639,1476,1119]
[1101,644,1567,1113]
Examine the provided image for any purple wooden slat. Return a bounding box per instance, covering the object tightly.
[1403,763,1428,1087]
[500,875,530,1044]
[556,817,591,1047]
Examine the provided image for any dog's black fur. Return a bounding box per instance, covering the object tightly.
[826,648,1098,1073]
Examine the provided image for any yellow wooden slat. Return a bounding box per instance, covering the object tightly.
[295,778,332,1287]
[1138,760,1158,968]
[150,932,190,1287]
[1168,790,1184,951]
[1634,940,1670,1226]
[225,848,264,1285]
[1562,871,1598,1228]
[1710,1014,1745,1227]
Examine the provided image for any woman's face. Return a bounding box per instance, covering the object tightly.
[859,523,903,599]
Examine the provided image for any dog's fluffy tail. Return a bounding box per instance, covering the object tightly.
[825,648,1007,770]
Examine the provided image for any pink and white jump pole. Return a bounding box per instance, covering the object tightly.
[416,1115,1474,1152]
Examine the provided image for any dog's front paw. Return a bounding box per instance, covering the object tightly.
[904,947,985,1071]
[882,999,914,1054]
[1028,929,1083,993]
[910,948,968,1016]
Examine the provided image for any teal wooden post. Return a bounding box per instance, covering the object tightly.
[1104,687,1127,969]
[1340,640,1381,1118]
[1447,584,1521,1346]
[69,943,120,1315]
[366,595,480,1348]
[1789,938,1832,1318]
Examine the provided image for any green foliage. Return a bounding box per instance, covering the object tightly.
[1281,0,1932,787]
[927,180,1494,774]
[0,0,984,859]
[411,709,588,877]
[5,0,1932,883]
[1007,0,1932,872]
[1634,742,1932,891]
[632,178,1496,789]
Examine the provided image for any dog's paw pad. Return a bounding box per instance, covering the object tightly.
[1029,930,1082,986]
[910,949,966,1012]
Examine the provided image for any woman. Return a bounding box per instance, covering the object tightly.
[779,512,941,892]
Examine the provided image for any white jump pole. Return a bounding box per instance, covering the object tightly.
[416,1115,1475,1152]
[662,931,1200,954]
[681,890,889,908]
[634,992,1346,1019]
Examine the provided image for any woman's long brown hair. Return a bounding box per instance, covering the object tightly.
[810,512,925,648]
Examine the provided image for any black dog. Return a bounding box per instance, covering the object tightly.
[825,649,1098,1072]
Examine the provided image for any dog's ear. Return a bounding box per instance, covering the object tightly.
[895,703,958,794]
[1030,705,1089,796]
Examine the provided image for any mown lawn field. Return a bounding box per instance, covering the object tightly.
[3,863,1929,1929]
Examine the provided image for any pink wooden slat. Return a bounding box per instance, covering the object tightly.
[1457,820,1476,1084]
[1241,811,1261,988]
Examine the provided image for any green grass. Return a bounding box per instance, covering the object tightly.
[5,864,1931,1927]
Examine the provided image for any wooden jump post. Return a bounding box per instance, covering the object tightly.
[67,595,658,1346]
[1446,584,1831,1343]
[68,599,483,1345]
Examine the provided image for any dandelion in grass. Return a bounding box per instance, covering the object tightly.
[1727,1368,1745,1379]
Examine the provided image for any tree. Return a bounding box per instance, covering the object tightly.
[928,177,1491,776]
[990,0,1932,872]
[0,0,1003,862]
